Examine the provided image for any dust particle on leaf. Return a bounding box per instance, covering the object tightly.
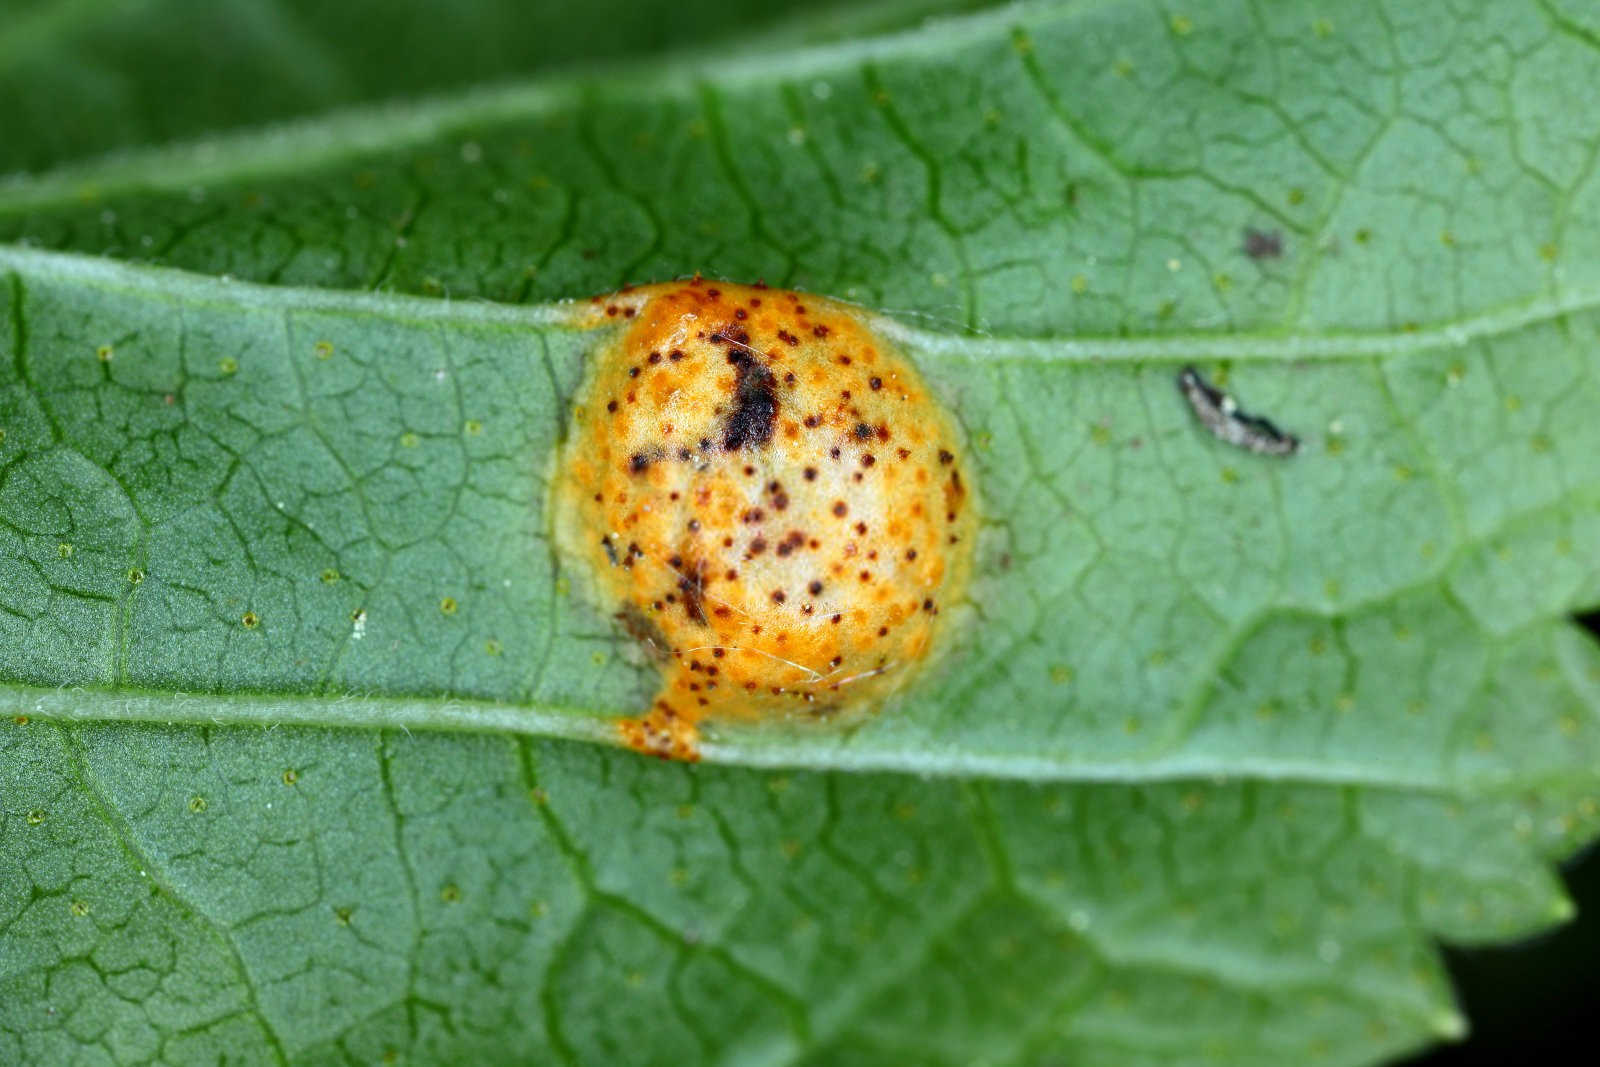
[1176,365,1299,456]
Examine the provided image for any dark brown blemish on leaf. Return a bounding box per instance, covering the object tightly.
[1243,228,1283,260]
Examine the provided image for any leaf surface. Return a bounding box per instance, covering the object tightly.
[4,1,1600,1064]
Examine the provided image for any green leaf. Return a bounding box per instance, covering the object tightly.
[0,0,990,174]
[4,1,1600,1064]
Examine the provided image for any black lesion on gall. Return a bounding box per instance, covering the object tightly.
[719,331,779,451]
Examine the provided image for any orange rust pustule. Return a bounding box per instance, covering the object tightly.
[553,280,976,760]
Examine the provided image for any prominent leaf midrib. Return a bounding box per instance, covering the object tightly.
[3,244,1596,364]
[10,679,1591,797]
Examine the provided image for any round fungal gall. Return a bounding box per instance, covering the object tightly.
[552,280,976,760]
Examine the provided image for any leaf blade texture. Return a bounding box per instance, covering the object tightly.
[4,1,1600,1064]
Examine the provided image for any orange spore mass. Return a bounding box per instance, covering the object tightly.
[553,280,975,760]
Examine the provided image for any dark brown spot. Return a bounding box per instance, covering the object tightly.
[938,449,954,465]
[854,423,873,440]
[803,467,818,481]
[675,566,707,627]
[832,501,848,517]
[606,399,618,413]
[809,580,824,595]
[629,452,652,474]
[722,350,779,451]
[869,376,882,390]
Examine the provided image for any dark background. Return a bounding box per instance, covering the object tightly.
[1403,610,1600,1065]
